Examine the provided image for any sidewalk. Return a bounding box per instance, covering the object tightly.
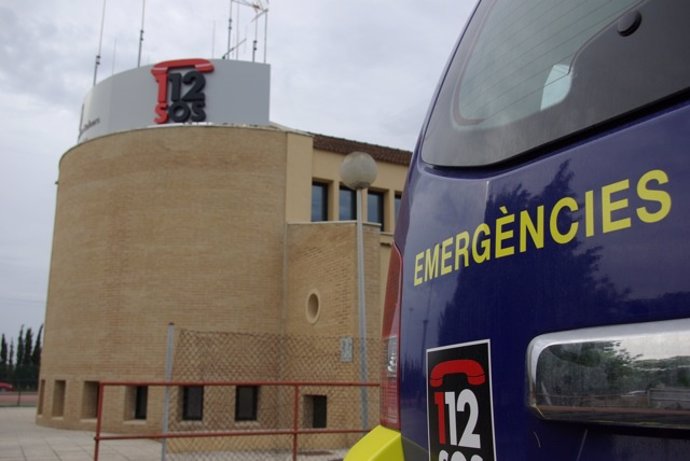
[0,407,160,461]
[0,407,349,461]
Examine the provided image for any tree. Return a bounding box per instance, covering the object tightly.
[0,326,43,389]
[0,334,7,381]
[8,340,14,382]
[14,327,34,388]
[15,325,24,374]
[32,325,43,369]
[23,328,33,367]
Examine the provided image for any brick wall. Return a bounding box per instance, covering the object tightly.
[37,125,397,435]
[39,126,291,429]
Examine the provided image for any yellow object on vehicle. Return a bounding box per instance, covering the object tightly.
[345,425,404,460]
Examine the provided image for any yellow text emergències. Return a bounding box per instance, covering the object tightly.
[413,169,671,287]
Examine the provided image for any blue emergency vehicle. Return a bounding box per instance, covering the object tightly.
[347,0,690,459]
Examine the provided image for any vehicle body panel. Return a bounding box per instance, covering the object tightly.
[346,0,690,459]
[398,101,690,459]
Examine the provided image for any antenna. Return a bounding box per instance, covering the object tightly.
[252,1,269,63]
[252,11,258,62]
[249,8,268,62]
[226,0,233,60]
[223,38,246,59]
[92,0,107,86]
[223,0,268,61]
[263,1,269,63]
[235,1,241,59]
[137,0,146,67]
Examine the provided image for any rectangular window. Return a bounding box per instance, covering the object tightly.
[339,186,357,220]
[125,385,148,420]
[52,380,66,417]
[394,193,402,224]
[134,386,148,420]
[367,191,385,228]
[311,182,329,222]
[182,386,204,421]
[82,381,100,419]
[235,385,259,421]
[304,395,328,428]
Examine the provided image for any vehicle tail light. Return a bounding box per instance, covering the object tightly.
[380,243,402,430]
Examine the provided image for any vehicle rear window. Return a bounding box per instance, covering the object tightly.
[421,0,690,167]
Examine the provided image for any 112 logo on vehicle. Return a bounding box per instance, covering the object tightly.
[151,59,215,124]
[427,340,497,461]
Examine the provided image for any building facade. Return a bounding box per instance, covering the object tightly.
[37,123,410,439]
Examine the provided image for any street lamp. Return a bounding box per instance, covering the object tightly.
[340,151,377,430]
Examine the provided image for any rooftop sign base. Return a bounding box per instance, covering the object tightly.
[79,59,270,143]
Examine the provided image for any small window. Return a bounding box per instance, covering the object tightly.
[82,381,100,419]
[235,385,259,421]
[339,186,357,220]
[394,193,402,224]
[311,182,329,222]
[367,191,384,228]
[182,386,204,421]
[304,395,328,428]
[126,385,148,420]
[53,380,66,417]
[134,386,148,420]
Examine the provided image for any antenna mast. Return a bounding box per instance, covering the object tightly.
[137,0,146,67]
[252,1,269,63]
[223,0,269,62]
[235,1,241,59]
[226,0,233,60]
[263,2,269,63]
[252,10,259,62]
[250,7,268,63]
[92,0,107,86]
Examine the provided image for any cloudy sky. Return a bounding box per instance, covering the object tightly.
[0,0,476,342]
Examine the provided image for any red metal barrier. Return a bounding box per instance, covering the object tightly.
[94,380,379,461]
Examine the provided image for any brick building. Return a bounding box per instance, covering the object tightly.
[36,59,410,439]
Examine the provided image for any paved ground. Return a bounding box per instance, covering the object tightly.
[0,407,348,461]
[0,407,160,461]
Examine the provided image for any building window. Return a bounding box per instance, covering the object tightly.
[367,191,385,228]
[53,380,66,417]
[311,182,329,222]
[394,193,402,224]
[235,385,259,421]
[182,386,204,421]
[126,385,148,420]
[134,386,148,420]
[339,186,356,220]
[304,395,328,428]
[82,381,100,419]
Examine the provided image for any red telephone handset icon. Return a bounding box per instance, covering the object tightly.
[430,359,485,387]
[150,59,214,124]
[431,359,486,447]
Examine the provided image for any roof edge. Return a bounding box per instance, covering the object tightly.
[310,133,412,166]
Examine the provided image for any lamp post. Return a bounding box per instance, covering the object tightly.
[340,151,377,430]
